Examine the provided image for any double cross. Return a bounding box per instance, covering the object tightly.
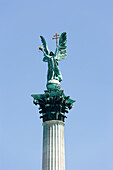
[52,33,61,45]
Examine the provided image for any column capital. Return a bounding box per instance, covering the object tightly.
[31,89,75,122]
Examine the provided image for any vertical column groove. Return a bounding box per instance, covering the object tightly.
[42,120,65,170]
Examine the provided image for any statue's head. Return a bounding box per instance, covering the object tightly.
[50,51,54,56]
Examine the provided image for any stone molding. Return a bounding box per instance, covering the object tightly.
[42,120,65,126]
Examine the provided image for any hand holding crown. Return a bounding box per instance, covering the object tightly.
[39,46,43,51]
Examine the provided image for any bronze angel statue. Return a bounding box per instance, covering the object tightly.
[39,32,67,90]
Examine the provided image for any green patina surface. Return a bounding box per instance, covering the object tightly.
[31,90,75,122]
[32,32,75,122]
[39,32,67,90]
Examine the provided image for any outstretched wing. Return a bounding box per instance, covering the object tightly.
[40,36,49,55]
[56,32,67,61]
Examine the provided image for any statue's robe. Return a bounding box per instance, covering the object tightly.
[43,55,62,82]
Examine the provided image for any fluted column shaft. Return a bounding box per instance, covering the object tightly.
[42,120,65,170]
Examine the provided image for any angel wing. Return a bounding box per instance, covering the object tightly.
[55,32,67,61]
[40,36,49,55]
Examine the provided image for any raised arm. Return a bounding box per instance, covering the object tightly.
[54,44,59,56]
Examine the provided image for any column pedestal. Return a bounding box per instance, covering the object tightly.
[42,120,65,170]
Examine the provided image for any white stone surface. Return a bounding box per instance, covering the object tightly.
[47,79,61,90]
[42,120,65,170]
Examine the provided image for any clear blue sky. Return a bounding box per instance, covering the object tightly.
[0,0,113,170]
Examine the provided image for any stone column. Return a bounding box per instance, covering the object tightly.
[42,120,65,170]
